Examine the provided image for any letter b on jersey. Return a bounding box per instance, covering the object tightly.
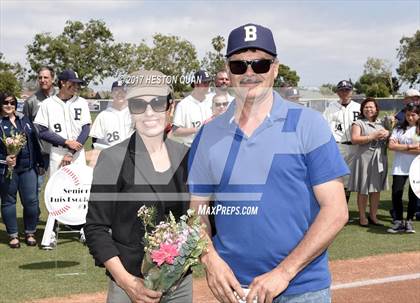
[244,25,257,42]
[74,108,82,121]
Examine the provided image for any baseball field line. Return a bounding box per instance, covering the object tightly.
[332,272,420,290]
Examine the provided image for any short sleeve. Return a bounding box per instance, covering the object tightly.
[187,127,216,196]
[173,102,185,128]
[34,101,49,128]
[90,113,105,139]
[301,110,350,186]
[81,100,92,125]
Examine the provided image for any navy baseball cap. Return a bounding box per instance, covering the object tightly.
[192,70,212,87]
[58,69,84,84]
[336,80,353,91]
[226,23,277,57]
[111,80,126,90]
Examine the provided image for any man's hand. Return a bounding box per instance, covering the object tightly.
[202,249,245,303]
[246,267,292,303]
[60,154,73,167]
[118,274,162,303]
[6,155,16,167]
[65,140,83,151]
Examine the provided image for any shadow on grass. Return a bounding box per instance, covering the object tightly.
[19,260,79,270]
[347,209,394,234]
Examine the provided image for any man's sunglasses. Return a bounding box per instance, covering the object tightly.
[128,95,171,114]
[214,102,228,108]
[228,59,275,75]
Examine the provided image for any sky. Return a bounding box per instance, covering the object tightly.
[0,0,419,90]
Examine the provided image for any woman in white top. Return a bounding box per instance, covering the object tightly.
[387,104,420,233]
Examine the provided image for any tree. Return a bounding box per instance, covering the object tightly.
[140,34,200,94]
[274,64,300,88]
[320,83,336,95]
[201,35,226,77]
[355,57,399,97]
[26,19,125,86]
[397,30,420,86]
[0,53,23,96]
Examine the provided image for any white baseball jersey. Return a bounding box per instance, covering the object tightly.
[172,94,213,146]
[35,95,91,141]
[89,106,134,150]
[35,95,91,176]
[323,100,361,143]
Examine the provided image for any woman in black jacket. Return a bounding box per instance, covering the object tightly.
[0,92,44,248]
[85,71,191,303]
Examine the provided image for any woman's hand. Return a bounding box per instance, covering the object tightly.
[6,155,16,167]
[118,274,162,303]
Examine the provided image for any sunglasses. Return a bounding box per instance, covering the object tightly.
[128,95,171,114]
[214,102,228,108]
[2,100,17,106]
[229,59,274,75]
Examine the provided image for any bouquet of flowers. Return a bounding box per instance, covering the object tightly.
[1,130,27,179]
[382,115,397,131]
[137,206,207,295]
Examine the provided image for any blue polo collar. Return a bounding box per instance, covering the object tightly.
[222,91,288,126]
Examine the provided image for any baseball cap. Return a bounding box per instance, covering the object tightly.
[193,70,212,84]
[226,23,277,57]
[125,70,172,99]
[405,88,420,97]
[58,69,84,84]
[111,80,126,90]
[336,80,353,91]
[285,88,300,98]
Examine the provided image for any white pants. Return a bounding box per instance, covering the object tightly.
[49,146,86,177]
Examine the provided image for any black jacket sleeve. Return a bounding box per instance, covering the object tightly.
[84,149,122,267]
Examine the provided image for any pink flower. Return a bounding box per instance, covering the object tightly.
[151,243,180,266]
[5,138,13,145]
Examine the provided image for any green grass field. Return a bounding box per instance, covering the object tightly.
[0,111,419,302]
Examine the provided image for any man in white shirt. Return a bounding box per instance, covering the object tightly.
[214,69,235,102]
[34,69,91,248]
[171,70,213,146]
[90,81,134,150]
[323,80,361,203]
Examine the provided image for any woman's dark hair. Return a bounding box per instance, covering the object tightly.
[397,103,420,134]
[0,92,18,115]
[359,97,379,121]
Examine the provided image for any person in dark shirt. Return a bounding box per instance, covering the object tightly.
[85,70,192,303]
[0,92,44,248]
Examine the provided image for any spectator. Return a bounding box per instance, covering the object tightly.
[23,66,57,191]
[171,70,213,146]
[387,104,420,233]
[0,93,45,248]
[348,98,389,227]
[214,69,234,102]
[395,88,420,124]
[85,70,191,303]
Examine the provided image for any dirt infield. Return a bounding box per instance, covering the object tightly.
[28,251,420,303]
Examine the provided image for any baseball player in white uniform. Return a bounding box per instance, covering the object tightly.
[34,69,91,248]
[324,80,361,202]
[172,70,213,146]
[89,81,134,150]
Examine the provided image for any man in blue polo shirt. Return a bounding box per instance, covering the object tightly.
[188,23,349,303]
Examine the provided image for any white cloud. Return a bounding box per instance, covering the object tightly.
[0,0,418,88]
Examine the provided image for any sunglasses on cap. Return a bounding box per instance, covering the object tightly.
[214,102,229,108]
[405,103,419,111]
[128,95,171,114]
[228,59,275,75]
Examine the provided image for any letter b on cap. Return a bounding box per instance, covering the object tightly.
[244,25,257,42]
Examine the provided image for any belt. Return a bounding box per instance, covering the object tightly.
[337,141,352,145]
